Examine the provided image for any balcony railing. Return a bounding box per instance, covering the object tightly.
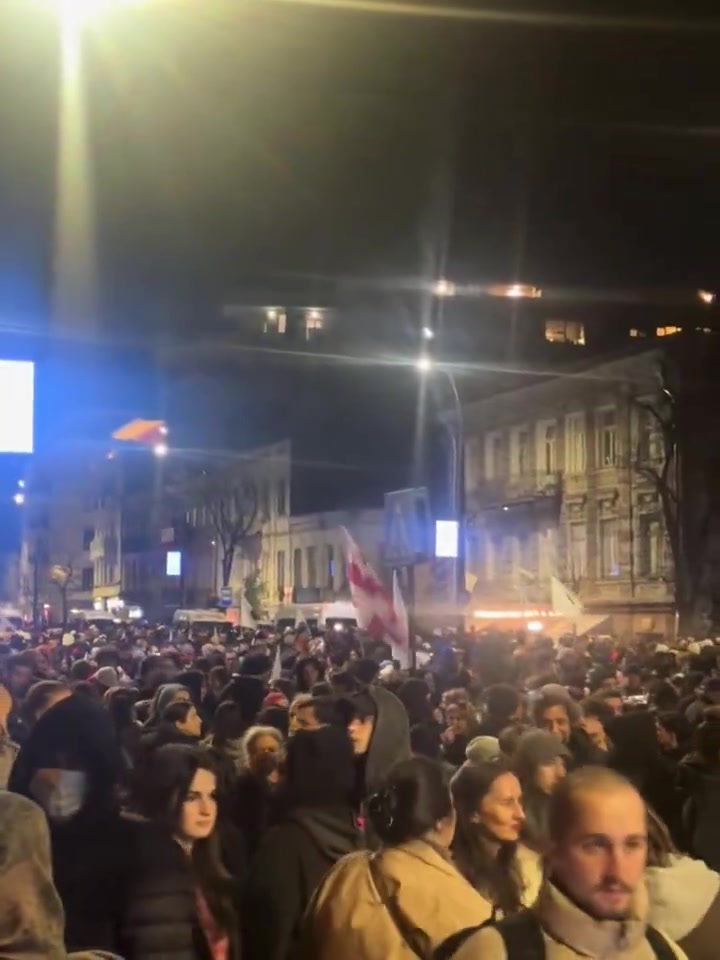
[468,471,562,509]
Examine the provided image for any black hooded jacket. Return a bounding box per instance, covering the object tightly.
[243,727,363,960]
[243,806,362,960]
[362,685,412,798]
[8,693,128,952]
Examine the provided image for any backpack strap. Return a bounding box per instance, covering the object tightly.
[646,925,679,960]
[493,912,546,960]
[433,912,545,960]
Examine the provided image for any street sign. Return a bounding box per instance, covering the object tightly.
[383,487,430,566]
[218,586,233,608]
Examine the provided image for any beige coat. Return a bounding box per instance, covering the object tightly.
[297,839,493,960]
[454,880,687,960]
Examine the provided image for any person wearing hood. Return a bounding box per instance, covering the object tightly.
[8,691,127,952]
[243,726,363,960]
[0,791,114,960]
[645,807,720,960]
[346,686,411,824]
[0,682,20,788]
[139,700,203,756]
[512,730,569,852]
[143,682,191,729]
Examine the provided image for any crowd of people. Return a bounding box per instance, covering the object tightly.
[1,621,720,959]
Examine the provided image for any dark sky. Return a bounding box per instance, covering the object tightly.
[1,0,720,331]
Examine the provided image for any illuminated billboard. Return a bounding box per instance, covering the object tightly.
[435,520,459,559]
[0,360,34,453]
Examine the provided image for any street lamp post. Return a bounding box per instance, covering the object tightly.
[416,357,465,613]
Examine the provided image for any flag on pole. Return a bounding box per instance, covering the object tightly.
[270,643,282,683]
[342,527,410,667]
[392,570,410,669]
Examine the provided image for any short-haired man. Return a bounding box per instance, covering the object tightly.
[451,768,686,960]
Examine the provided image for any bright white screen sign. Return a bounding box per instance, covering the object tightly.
[0,360,34,453]
[435,520,459,559]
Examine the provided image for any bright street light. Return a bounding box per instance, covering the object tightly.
[43,0,144,27]
[421,326,435,340]
[153,442,169,458]
[416,356,433,373]
[13,492,25,506]
[433,279,456,298]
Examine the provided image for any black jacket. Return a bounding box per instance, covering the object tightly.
[118,821,238,960]
[243,806,362,960]
[8,693,127,952]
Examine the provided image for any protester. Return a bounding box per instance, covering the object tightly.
[0,791,113,960]
[511,729,569,852]
[579,696,615,755]
[346,686,411,814]
[451,761,542,916]
[645,807,720,960]
[144,682,191,728]
[477,684,524,737]
[296,756,493,960]
[243,726,362,960]
[8,690,126,952]
[450,767,685,960]
[120,744,240,960]
[532,690,605,768]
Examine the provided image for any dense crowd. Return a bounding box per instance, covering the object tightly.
[1,622,720,959]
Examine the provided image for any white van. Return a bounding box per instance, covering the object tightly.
[172,608,232,635]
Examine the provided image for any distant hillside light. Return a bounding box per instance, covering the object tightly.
[698,289,716,305]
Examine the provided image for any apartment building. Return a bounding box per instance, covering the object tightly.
[462,347,674,635]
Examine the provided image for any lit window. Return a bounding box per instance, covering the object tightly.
[305,308,324,338]
[544,319,585,345]
[629,329,647,338]
[656,326,682,337]
[264,308,287,335]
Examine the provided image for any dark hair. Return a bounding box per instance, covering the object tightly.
[95,647,119,668]
[72,680,99,700]
[162,701,196,726]
[580,697,615,728]
[367,757,452,846]
[22,680,70,723]
[257,705,290,738]
[656,711,691,745]
[6,651,35,675]
[329,670,358,695]
[70,660,94,682]
[532,694,577,726]
[693,719,720,765]
[398,678,433,726]
[212,701,245,743]
[176,671,205,708]
[136,745,235,932]
[310,681,333,698]
[646,805,678,867]
[451,762,524,916]
[295,656,326,693]
[485,684,521,720]
[208,665,230,691]
[106,687,138,730]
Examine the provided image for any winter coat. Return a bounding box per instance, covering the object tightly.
[243,805,363,960]
[117,821,239,960]
[296,838,493,960]
[8,694,127,953]
[646,854,720,960]
[0,791,113,960]
[453,880,687,960]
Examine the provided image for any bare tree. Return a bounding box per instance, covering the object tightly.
[50,559,78,628]
[190,465,260,589]
[633,342,720,632]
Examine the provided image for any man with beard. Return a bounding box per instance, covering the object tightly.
[449,768,684,960]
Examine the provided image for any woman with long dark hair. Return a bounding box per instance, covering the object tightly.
[296,756,492,960]
[451,761,541,918]
[120,744,239,960]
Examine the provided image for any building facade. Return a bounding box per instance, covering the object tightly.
[462,348,674,635]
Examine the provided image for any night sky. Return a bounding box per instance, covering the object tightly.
[0,0,719,519]
[1,0,719,326]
